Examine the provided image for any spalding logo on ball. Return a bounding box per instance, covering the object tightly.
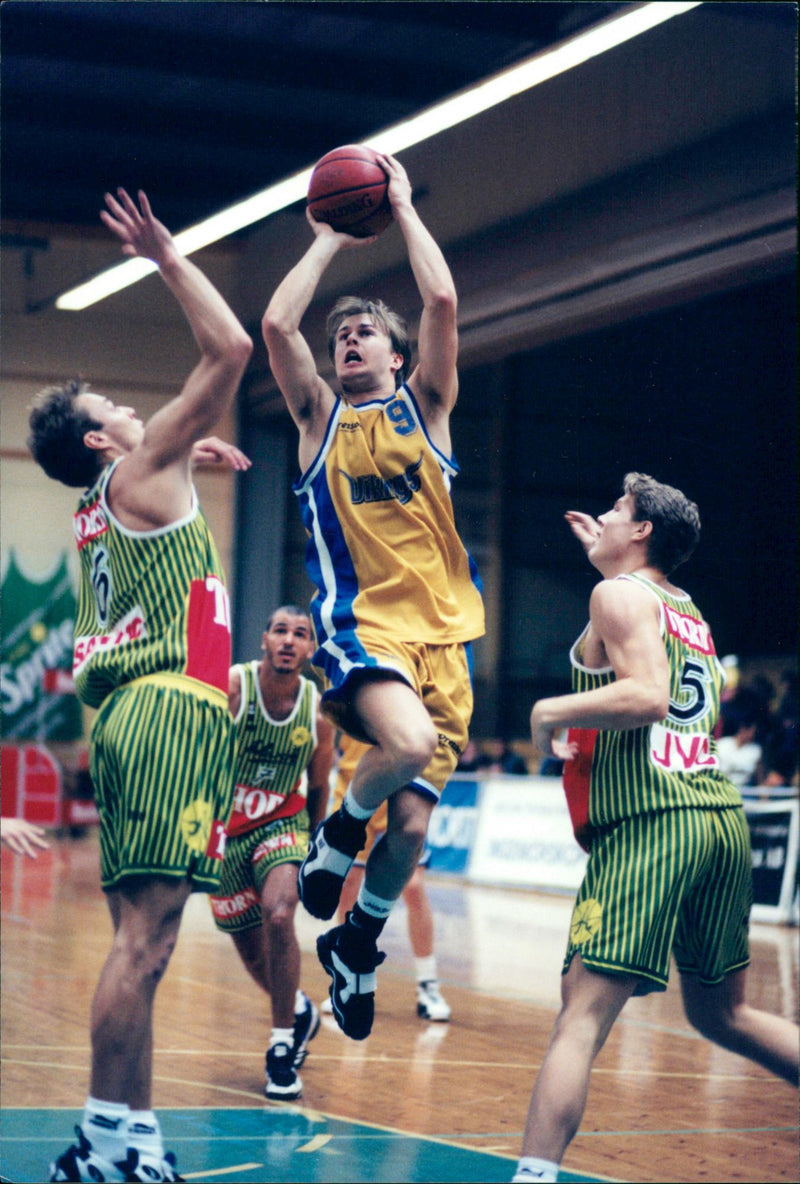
[307,145,393,238]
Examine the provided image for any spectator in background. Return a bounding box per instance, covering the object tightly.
[762,670,798,787]
[456,739,483,773]
[479,738,529,775]
[716,716,762,788]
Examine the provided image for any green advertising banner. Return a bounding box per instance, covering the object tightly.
[1,550,82,741]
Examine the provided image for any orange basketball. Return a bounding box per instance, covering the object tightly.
[307,145,392,238]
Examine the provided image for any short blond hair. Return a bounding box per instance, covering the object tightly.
[326,297,411,389]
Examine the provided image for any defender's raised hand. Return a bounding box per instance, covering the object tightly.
[101,188,177,266]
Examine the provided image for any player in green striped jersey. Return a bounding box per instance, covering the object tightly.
[28,189,253,1183]
[514,473,798,1184]
[211,606,335,1101]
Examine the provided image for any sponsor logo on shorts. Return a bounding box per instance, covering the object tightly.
[570,898,603,945]
[438,732,462,758]
[180,798,214,853]
[253,831,300,862]
[210,887,259,918]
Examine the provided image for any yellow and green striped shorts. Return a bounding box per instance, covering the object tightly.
[210,810,311,933]
[564,805,752,994]
[90,674,236,892]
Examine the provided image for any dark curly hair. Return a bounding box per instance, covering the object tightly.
[27,379,105,488]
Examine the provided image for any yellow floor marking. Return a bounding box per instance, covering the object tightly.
[297,1133,333,1152]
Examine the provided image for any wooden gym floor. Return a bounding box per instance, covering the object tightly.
[1,831,797,1183]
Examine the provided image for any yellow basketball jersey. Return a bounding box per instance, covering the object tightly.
[293,386,484,684]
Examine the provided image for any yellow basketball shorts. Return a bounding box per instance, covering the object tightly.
[90,675,236,892]
[563,805,752,994]
[321,637,474,800]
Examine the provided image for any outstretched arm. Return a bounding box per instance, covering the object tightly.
[379,155,458,421]
[262,214,370,459]
[102,190,252,480]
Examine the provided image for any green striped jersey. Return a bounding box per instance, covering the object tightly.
[72,460,231,707]
[227,664,319,836]
[568,573,741,831]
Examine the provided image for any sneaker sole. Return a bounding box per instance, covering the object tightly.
[265,1080,303,1101]
[417,1003,452,1021]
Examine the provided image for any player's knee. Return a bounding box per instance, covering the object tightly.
[388,813,428,865]
[684,996,735,1042]
[385,722,437,780]
[112,928,177,989]
[262,896,297,941]
[403,876,425,910]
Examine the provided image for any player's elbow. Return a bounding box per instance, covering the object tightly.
[211,328,253,374]
[230,329,254,369]
[262,305,292,349]
[426,287,457,319]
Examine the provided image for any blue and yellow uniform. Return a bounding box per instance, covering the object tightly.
[72,459,236,891]
[293,385,484,797]
[292,383,480,795]
[562,573,751,993]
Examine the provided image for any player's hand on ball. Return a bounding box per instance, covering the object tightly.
[374,154,413,212]
[304,207,378,247]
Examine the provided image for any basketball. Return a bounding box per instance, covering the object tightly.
[307,145,392,238]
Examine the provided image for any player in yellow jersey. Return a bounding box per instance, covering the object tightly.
[262,153,484,1040]
[513,473,798,1184]
[211,606,334,1100]
[28,189,253,1183]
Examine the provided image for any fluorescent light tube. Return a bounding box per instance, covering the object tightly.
[56,2,701,311]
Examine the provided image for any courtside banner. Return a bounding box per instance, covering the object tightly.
[743,798,799,924]
[1,550,82,742]
[469,776,587,891]
[424,776,481,875]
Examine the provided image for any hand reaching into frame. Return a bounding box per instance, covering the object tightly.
[100,188,178,268]
[1,816,50,858]
[565,510,601,553]
[191,437,252,471]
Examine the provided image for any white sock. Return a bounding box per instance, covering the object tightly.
[124,1108,160,1155]
[82,1097,129,1161]
[356,882,396,921]
[270,1027,295,1049]
[343,786,374,821]
[127,1110,163,1158]
[294,989,306,1014]
[415,954,437,984]
[513,1156,560,1182]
